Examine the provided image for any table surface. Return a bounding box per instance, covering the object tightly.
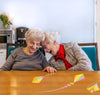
[0,71,100,95]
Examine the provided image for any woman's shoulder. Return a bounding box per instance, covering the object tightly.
[64,41,78,49]
[11,47,23,54]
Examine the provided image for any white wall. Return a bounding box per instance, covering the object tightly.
[96,0,100,66]
[0,0,94,43]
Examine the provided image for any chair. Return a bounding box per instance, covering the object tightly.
[6,43,45,59]
[78,43,99,71]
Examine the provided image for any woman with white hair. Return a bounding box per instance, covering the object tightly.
[0,29,56,72]
[41,31,93,71]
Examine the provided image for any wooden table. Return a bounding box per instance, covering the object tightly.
[0,71,100,95]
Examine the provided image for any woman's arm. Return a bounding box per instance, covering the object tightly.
[68,42,93,71]
[42,55,57,73]
[0,54,15,71]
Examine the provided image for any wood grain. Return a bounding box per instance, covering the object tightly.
[0,71,100,95]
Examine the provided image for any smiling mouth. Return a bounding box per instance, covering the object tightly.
[31,48,37,51]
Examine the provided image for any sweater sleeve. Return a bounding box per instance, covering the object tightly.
[0,54,15,71]
[68,42,93,71]
[42,55,50,69]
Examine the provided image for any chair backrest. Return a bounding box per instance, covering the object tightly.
[6,43,45,59]
[78,43,99,71]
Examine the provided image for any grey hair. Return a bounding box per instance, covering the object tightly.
[25,28,45,42]
[44,31,60,44]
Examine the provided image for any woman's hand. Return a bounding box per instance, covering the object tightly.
[43,66,57,73]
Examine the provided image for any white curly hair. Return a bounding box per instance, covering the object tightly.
[44,31,60,44]
[25,28,45,42]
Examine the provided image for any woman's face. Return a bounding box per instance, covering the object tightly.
[41,41,59,56]
[26,40,40,54]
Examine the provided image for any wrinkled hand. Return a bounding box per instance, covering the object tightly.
[43,66,57,73]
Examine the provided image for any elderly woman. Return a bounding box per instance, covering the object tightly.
[0,29,56,72]
[41,31,93,71]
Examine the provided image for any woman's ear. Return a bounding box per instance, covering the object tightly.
[25,40,29,46]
